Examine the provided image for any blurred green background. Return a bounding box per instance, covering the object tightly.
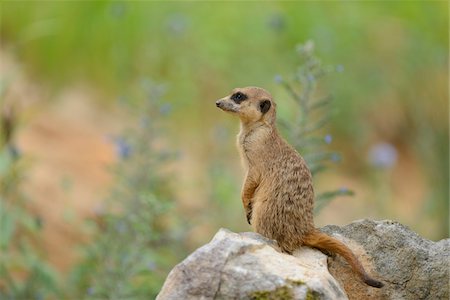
[1,1,448,299]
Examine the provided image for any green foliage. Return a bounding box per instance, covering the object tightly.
[0,108,60,299]
[276,41,354,214]
[68,81,185,299]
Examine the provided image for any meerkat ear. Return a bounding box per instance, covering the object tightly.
[259,100,271,114]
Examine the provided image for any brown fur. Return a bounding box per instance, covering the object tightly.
[216,86,383,288]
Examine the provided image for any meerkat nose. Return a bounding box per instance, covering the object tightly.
[215,100,221,107]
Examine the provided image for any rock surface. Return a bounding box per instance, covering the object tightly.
[322,219,450,300]
[157,229,347,300]
[157,220,449,300]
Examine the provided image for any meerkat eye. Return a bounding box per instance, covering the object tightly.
[231,92,248,104]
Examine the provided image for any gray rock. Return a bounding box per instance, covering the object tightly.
[158,220,449,300]
[157,228,347,300]
[321,219,450,300]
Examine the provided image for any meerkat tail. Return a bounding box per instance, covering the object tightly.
[303,230,384,288]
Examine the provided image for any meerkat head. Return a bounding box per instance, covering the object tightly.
[215,86,276,125]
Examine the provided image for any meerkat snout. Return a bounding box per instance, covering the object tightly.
[215,98,239,113]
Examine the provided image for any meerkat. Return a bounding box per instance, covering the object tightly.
[215,86,383,288]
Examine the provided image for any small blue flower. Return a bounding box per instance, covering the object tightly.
[324,134,332,144]
[113,137,132,160]
[87,287,95,295]
[159,103,172,116]
[331,153,341,162]
[336,65,344,73]
[267,14,285,32]
[8,145,20,160]
[369,142,397,169]
[339,187,349,193]
[274,74,283,83]
[147,261,156,271]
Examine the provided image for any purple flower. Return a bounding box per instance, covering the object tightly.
[267,14,285,31]
[369,142,397,169]
[8,145,20,160]
[336,65,344,73]
[87,287,95,295]
[274,75,283,83]
[159,103,172,116]
[113,137,132,160]
[324,134,332,144]
[339,187,349,193]
[331,153,341,162]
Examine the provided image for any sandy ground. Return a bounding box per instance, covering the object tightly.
[17,92,120,272]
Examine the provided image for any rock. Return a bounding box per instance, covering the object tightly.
[157,228,347,300]
[157,220,450,300]
[321,219,450,300]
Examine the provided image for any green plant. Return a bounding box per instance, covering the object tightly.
[0,101,60,299]
[69,81,185,299]
[276,41,354,214]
